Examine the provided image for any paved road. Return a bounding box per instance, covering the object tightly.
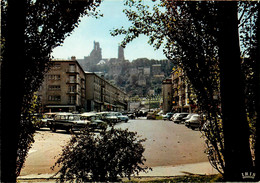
[20,119,211,177]
[115,119,208,167]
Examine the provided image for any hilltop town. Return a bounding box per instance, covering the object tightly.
[77,41,174,97]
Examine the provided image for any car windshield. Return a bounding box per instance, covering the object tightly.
[68,115,81,121]
[192,115,200,120]
[180,114,188,117]
[105,113,113,116]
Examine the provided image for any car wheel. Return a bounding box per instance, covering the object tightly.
[66,128,71,133]
[51,126,56,132]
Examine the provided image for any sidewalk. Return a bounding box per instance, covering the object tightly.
[18,161,218,182]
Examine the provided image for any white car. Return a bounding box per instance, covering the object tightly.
[114,112,129,122]
[172,113,189,124]
[185,114,201,130]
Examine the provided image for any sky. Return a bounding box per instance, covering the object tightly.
[51,0,166,61]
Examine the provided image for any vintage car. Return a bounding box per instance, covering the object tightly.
[114,112,129,123]
[162,112,174,121]
[185,114,201,130]
[47,113,90,133]
[39,112,56,128]
[97,112,118,125]
[81,112,107,131]
[172,113,189,124]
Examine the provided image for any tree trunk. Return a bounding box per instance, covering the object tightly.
[1,0,26,181]
[254,2,260,181]
[217,2,253,181]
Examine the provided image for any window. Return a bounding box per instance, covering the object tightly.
[48,95,61,101]
[69,64,76,72]
[69,75,76,83]
[48,85,61,91]
[48,75,60,80]
[69,85,76,92]
[53,64,61,70]
[69,96,76,104]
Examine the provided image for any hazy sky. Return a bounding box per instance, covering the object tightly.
[51,0,166,61]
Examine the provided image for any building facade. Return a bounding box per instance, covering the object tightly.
[38,57,128,113]
[85,72,128,112]
[37,57,86,112]
[171,67,192,113]
[162,78,173,114]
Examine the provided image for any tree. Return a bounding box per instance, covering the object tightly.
[1,0,101,181]
[112,0,259,181]
[52,128,150,182]
[216,2,253,180]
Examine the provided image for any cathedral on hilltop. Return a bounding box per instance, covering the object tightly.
[77,41,102,71]
[118,46,125,61]
[78,41,125,72]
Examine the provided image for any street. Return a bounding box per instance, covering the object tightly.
[20,119,212,177]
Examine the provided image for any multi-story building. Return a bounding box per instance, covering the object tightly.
[37,56,86,112]
[162,78,173,114]
[85,72,128,112]
[38,57,128,113]
[171,67,192,113]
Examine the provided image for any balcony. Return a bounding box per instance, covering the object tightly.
[66,68,79,74]
[67,90,80,95]
[66,79,80,84]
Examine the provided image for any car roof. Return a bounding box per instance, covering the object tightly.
[81,112,97,117]
[55,112,72,116]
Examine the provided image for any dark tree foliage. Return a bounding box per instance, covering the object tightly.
[217,2,253,180]
[239,2,260,179]
[112,0,260,181]
[1,0,101,180]
[52,128,150,182]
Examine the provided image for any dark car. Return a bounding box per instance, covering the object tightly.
[147,112,156,120]
[126,112,136,119]
[47,113,90,133]
[81,113,107,131]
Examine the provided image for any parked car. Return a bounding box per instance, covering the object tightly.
[114,112,129,122]
[170,113,179,121]
[81,113,107,131]
[47,113,90,133]
[126,112,136,119]
[183,113,197,125]
[39,112,56,128]
[173,113,189,124]
[185,114,201,130]
[97,112,118,125]
[162,112,174,121]
[147,112,156,120]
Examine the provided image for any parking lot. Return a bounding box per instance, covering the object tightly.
[20,118,211,177]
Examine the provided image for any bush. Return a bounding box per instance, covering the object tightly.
[52,128,151,182]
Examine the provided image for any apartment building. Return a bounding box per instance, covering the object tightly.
[38,58,128,113]
[171,67,192,113]
[85,72,128,112]
[37,57,85,112]
[162,78,173,114]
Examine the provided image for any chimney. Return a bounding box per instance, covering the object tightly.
[71,56,76,61]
